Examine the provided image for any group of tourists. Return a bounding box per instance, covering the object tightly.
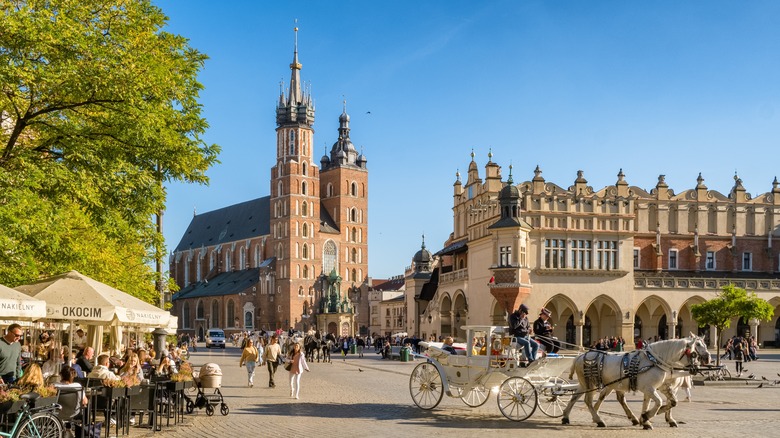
[238,333,310,399]
[508,304,561,365]
[722,334,759,377]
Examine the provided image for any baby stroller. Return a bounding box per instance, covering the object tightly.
[184,363,229,416]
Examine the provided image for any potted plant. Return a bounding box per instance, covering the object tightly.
[170,362,195,389]
[32,386,58,408]
[101,378,126,399]
[0,388,25,414]
[123,375,142,397]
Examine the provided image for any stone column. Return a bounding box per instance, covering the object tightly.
[575,322,584,351]
[750,318,759,340]
[668,322,676,340]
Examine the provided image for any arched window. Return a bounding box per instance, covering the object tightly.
[298,286,304,296]
[224,250,231,271]
[323,240,338,274]
[196,256,201,281]
[351,182,357,196]
[302,222,309,237]
[227,300,235,328]
[327,183,333,197]
[211,300,219,328]
[209,252,215,272]
[302,181,307,195]
[277,181,283,197]
[183,258,190,287]
[302,244,309,259]
[351,248,357,263]
[351,227,357,242]
[351,208,357,222]
[302,162,308,176]
[303,265,309,278]
[182,302,190,329]
[254,245,261,267]
[239,247,246,270]
[244,311,253,329]
[196,300,204,319]
[277,243,284,260]
[302,201,308,217]
[289,131,296,155]
[351,269,356,282]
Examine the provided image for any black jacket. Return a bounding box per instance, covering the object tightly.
[533,317,553,338]
[509,311,530,337]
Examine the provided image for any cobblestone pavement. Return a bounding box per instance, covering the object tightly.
[129,346,780,438]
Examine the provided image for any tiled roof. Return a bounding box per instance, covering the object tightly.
[173,197,270,252]
[319,203,340,234]
[172,268,264,300]
[372,277,405,291]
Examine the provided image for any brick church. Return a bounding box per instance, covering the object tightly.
[170,29,369,340]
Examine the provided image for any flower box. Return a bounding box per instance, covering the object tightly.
[102,386,125,399]
[33,396,58,408]
[0,400,25,414]
[166,381,185,391]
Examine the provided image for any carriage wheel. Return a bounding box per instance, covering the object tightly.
[497,376,537,421]
[409,362,444,410]
[455,385,490,407]
[220,403,229,416]
[186,399,195,414]
[537,377,570,418]
[205,404,214,416]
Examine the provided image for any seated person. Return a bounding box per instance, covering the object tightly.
[55,366,87,408]
[41,345,64,382]
[67,351,84,378]
[442,336,457,355]
[119,353,144,383]
[16,363,45,391]
[87,354,120,381]
[155,355,177,378]
[381,342,390,359]
[72,329,87,350]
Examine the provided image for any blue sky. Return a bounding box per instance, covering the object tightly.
[158,1,780,279]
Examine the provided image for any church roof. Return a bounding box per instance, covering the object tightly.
[319,202,340,234]
[172,267,265,301]
[174,197,270,252]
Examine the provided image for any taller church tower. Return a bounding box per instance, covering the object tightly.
[270,26,319,330]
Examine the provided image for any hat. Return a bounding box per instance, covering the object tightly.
[519,304,529,313]
[540,308,552,317]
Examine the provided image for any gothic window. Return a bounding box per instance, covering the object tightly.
[323,240,337,275]
[196,300,204,319]
[209,251,215,272]
[351,208,357,222]
[182,302,190,329]
[302,244,309,259]
[351,269,356,282]
[224,250,231,271]
[351,227,357,242]
[277,243,284,260]
[303,265,309,278]
[327,183,333,197]
[211,300,219,327]
[244,311,253,329]
[196,256,201,281]
[302,162,308,176]
[351,248,357,263]
[254,245,261,267]
[302,222,309,237]
[298,286,304,296]
[277,181,283,197]
[227,300,235,328]
[289,131,296,155]
[302,201,308,216]
[183,258,190,287]
[239,247,246,270]
[351,182,357,196]
[302,181,307,195]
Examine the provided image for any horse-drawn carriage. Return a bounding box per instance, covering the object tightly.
[409,325,578,421]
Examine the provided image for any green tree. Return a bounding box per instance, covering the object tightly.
[691,284,774,366]
[0,0,219,299]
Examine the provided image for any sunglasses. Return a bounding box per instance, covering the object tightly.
[11,332,22,338]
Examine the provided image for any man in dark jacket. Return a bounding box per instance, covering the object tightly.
[509,304,538,363]
[533,308,560,355]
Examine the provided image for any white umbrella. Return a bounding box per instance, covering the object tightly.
[0,283,46,320]
[15,270,171,326]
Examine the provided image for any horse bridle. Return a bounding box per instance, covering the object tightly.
[679,337,706,374]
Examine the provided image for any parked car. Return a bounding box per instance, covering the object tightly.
[206,328,226,349]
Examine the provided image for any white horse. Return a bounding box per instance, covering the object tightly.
[562,335,710,430]
[595,372,695,428]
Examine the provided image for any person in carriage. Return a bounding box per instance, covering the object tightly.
[533,308,561,356]
[509,304,538,365]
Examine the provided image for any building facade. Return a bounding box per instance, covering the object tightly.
[407,153,780,348]
[170,30,369,339]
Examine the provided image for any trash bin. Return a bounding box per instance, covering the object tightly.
[350,344,357,354]
[400,347,410,362]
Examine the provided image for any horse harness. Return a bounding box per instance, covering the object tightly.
[581,350,658,392]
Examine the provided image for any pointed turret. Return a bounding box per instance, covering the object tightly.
[276,26,315,127]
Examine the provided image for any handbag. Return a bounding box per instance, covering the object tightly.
[284,362,292,371]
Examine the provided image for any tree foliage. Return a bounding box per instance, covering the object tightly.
[691,284,774,366]
[0,0,219,299]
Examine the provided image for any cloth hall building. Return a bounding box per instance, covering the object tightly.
[170,31,369,340]
[405,153,780,349]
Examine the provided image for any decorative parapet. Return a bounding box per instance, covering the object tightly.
[439,268,468,285]
[534,269,629,277]
[634,277,780,291]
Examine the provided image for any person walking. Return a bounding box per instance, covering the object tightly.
[262,334,282,388]
[287,343,309,399]
[239,339,260,387]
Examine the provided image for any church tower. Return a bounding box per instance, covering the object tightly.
[270,26,318,330]
[319,102,369,291]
